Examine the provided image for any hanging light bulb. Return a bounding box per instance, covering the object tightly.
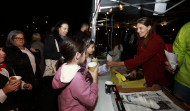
[109,8,112,13]
[119,4,123,10]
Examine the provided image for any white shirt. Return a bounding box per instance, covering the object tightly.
[21,48,36,74]
[109,44,123,61]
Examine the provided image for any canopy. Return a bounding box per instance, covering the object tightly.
[91,0,189,39]
[90,0,190,57]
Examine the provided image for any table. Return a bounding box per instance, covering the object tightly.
[94,71,115,111]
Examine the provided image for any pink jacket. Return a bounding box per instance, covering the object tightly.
[52,64,98,111]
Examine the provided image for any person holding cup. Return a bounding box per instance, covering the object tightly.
[0,42,32,111]
[78,38,109,85]
[52,37,98,111]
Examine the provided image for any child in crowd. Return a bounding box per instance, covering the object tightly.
[52,38,98,111]
[80,38,109,84]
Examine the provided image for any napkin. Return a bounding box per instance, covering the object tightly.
[164,50,178,70]
[107,54,112,61]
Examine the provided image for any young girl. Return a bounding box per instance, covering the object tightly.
[52,38,98,111]
[84,38,108,73]
[79,38,108,84]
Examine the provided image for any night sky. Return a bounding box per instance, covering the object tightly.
[0,0,93,43]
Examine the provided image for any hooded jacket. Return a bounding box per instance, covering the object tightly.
[173,22,190,88]
[52,63,98,111]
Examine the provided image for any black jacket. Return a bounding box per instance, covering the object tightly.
[44,34,63,60]
[0,63,21,111]
[5,46,42,89]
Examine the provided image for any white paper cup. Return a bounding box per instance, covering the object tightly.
[88,62,97,72]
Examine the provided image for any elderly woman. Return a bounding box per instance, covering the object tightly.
[5,30,42,111]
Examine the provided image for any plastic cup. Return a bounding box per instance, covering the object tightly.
[88,62,97,72]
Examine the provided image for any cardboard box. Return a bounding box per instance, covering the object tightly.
[117,84,189,111]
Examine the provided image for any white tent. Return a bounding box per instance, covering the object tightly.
[90,0,187,45]
[88,2,190,110]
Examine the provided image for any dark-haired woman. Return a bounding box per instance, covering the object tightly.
[107,17,170,87]
[43,20,69,111]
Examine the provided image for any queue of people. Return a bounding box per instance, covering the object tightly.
[0,17,190,111]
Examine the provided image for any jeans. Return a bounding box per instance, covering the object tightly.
[173,80,190,105]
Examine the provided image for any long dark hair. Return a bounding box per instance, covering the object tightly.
[56,37,86,70]
[137,17,156,48]
[52,20,69,40]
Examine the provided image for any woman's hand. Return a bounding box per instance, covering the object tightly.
[2,80,21,94]
[130,69,137,78]
[23,83,33,90]
[165,61,178,74]
[107,61,124,67]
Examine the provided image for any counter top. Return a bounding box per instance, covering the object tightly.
[94,71,114,111]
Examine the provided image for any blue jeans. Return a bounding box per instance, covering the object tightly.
[173,80,190,105]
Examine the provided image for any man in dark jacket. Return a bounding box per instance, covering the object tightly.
[74,23,89,40]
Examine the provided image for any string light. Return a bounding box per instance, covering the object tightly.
[109,8,112,13]
[119,4,123,10]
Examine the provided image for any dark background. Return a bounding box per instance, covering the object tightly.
[0,0,93,43]
[0,0,189,45]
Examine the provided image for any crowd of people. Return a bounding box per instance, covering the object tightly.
[0,17,189,111]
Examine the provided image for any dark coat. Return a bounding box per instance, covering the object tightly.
[124,32,170,87]
[74,30,87,40]
[5,46,42,110]
[44,34,64,60]
[0,63,21,111]
[5,45,42,89]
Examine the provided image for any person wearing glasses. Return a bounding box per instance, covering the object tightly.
[0,40,33,111]
[5,30,42,111]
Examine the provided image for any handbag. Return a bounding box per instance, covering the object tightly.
[43,39,59,77]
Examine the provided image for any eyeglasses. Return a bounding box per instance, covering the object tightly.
[14,37,25,40]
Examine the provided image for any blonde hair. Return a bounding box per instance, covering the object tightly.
[32,33,41,41]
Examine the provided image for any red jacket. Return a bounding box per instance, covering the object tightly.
[124,32,170,87]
